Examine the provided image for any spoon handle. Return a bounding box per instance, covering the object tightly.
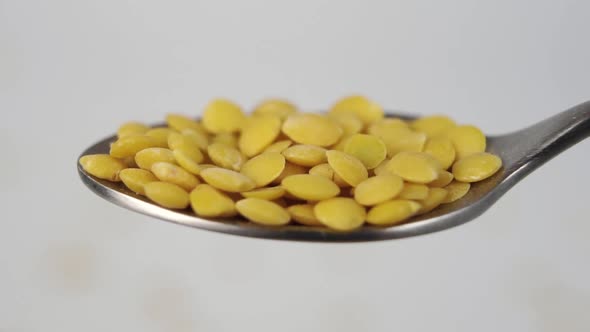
[490,100,590,186]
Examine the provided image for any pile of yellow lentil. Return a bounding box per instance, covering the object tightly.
[79,96,502,231]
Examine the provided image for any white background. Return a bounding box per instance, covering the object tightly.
[1,0,589,331]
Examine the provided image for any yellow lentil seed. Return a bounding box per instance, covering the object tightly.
[326,150,368,187]
[263,140,293,153]
[452,152,502,182]
[423,136,456,170]
[328,113,363,136]
[144,181,190,209]
[442,181,471,203]
[367,118,409,137]
[239,115,282,157]
[272,162,308,184]
[172,145,204,175]
[181,128,209,151]
[343,134,387,169]
[445,125,486,159]
[372,160,390,176]
[117,122,149,138]
[281,174,340,201]
[330,95,384,125]
[167,132,200,152]
[151,162,200,191]
[282,144,327,167]
[110,135,158,158]
[166,114,205,133]
[380,129,428,157]
[207,142,245,171]
[386,152,441,184]
[199,167,256,192]
[282,113,343,147]
[309,163,334,179]
[235,198,291,226]
[79,154,126,181]
[240,152,286,187]
[418,188,448,214]
[354,174,404,206]
[398,183,430,200]
[202,99,245,134]
[333,172,351,188]
[119,168,157,195]
[287,204,323,226]
[411,115,456,137]
[145,128,176,148]
[190,184,237,217]
[331,135,353,152]
[314,197,366,231]
[429,170,454,187]
[212,132,238,148]
[253,99,297,119]
[241,186,286,200]
[366,200,421,226]
[135,147,176,170]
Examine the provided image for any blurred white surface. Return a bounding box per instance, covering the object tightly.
[1,0,589,331]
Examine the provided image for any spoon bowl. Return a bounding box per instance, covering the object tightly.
[78,101,590,242]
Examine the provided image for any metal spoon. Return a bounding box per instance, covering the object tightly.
[78,101,590,242]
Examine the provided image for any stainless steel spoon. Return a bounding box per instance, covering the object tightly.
[78,101,590,242]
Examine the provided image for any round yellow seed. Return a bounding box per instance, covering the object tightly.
[328,113,363,136]
[354,174,404,206]
[452,152,502,182]
[207,142,245,171]
[282,144,327,167]
[212,132,238,148]
[282,113,343,147]
[287,204,323,226]
[166,114,205,133]
[272,162,308,184]
[151,162,200,191]
[182,128,209,151]
[367,118,409,137]
[240,152,286,187]
[366,200,421,226]
[386,152,441,184]
[343,134,387,169]
[110,135,158,158]
[445,125,486,159]
[117,122,149,138]
[281,174,340,201]
[411,115,456,137]
[326,150,368,187]
[135,147,176,170]
[202,99,245,134]
[264,140,293,153]
[172,145,204,175]
[418,188,448,214]
[241,186,286,200]
[330,95,384,125]
[379,129,428,157]
[144,181,189,209]
[443,181,471,203]
[167,132,202,152]
[239,115,282,157]
[145,128,176,148]
[236,198,291,226]
[309,163,334,179]
[119,168,157,195]
[429,170,454,187]
[253,99,297,119]
[190,184,236,217]
[398,183,430,200]
[423,136,456,170]
[314,197,366,231]
[372,160,391,176]
[199,167,256,192]
[79,154,127,181]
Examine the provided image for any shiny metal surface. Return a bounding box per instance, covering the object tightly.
[77,101,590,242]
